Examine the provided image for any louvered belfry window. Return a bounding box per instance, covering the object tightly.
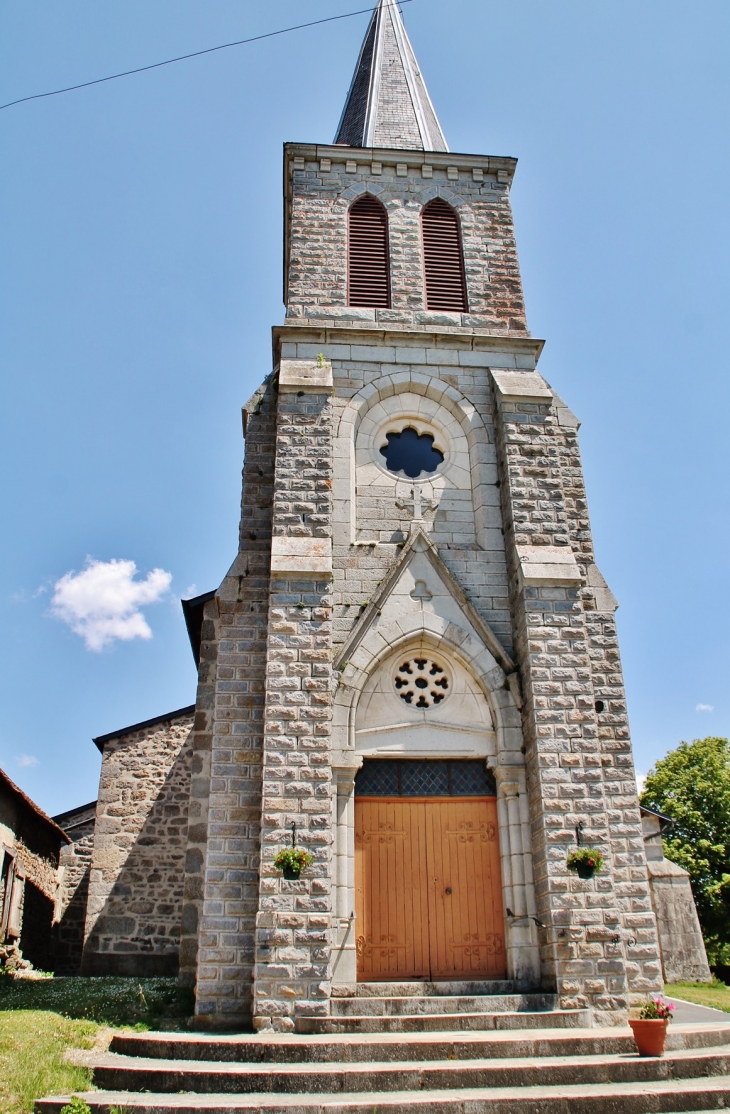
[348,195,391,308]
[422,199,468,312]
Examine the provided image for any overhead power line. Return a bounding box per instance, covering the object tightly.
[0,1,414,113]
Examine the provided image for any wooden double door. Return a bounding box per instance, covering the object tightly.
[355,796,506,981]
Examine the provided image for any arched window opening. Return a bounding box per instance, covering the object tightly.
[348,195,391,308]
[421,198,468,312]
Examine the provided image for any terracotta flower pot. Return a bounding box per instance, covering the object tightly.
[629,1018,669,1056]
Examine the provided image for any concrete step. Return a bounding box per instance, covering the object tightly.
[34,1073,730,1114]
[88,1044,730,1095]
[296,1008,592,1033]
[331,980,518,998]
[329,993,558,1017]
[108,1023,730,1063]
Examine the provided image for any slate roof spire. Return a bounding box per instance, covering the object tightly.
[334,0,448,152]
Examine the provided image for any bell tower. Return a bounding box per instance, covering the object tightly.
[181,0,663,1031]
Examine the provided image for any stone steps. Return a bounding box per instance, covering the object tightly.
[34,1020,730,1114]
[296,1008,592,1034]
[83,1043,730,1095]
[107,1024,730,1063]
[329,993,558,1016]
[331,980,519,998]
[34,1074,730,1114]
[293,984,579,1033]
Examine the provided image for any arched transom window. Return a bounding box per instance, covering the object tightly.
[421,198,468,313]
[348,195,391,308]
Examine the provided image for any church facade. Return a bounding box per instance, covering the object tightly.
[176,0,665,1031]
[73,0,705,1030]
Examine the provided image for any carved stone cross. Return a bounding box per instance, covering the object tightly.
[395,484,438,523]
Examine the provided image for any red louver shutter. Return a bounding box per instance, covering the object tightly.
[422,199,468,312]
[348,196,391,308]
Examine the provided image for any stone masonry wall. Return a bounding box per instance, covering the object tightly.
[491,378,663,1020]
[284,144,527,335]
[553,411,664,999]
[647,860,711,984]
[252,382,334,1032]
[275,327,540,662]
[54,807,96,975]
[81,713,193,976]
[186,380,276,1025]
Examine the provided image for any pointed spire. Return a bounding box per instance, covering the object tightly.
[334,0,448,152]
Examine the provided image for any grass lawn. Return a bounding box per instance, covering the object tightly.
[0,976,193,1028]
[0,977,195,1114]
[665,978,730,1013]
[0,1011,96,1114]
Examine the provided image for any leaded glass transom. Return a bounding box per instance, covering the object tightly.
[355,759,496,797]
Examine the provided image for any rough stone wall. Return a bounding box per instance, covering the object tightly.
[0,785,62,903]
[252,383,334,1032]
[81,713,193,976]
[185,381,276,1025]
[491,379,663,1020]
[10,837,59,902]
[54,808,96,975]
[284,145,527,335]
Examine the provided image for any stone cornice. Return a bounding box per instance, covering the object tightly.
[283,142,518,187]
[272,324,545,366]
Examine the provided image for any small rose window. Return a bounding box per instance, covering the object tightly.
[394,657,450,708]
[380,427,444,479]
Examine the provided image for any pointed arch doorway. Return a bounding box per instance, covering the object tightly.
[355,759,506,981]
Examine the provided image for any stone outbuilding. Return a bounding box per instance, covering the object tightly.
[52,799,97,975]
[0,767,69,970]
[79,707,195,976]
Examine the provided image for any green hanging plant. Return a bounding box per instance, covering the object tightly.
[274,847,313,880]
[566,847,604,879]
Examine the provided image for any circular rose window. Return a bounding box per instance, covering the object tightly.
[394,657,450,709]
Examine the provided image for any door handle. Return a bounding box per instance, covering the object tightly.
[445,887,452,895]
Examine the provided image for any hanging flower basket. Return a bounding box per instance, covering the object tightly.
[566,848,604,879]
[629,998,674,1056]
[274,847,313,881]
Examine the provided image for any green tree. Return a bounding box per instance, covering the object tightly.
[640,736,730,965]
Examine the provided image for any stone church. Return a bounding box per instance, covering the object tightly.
[67,0,711,1030]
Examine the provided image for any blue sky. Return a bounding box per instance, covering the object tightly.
[1,0,728,816]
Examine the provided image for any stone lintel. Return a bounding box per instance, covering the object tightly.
[278,358,333,391]
[516,545,582,588]
[270,536,333,576]
[491,368,553,402]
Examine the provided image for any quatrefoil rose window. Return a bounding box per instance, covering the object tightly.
[394,657,450,709]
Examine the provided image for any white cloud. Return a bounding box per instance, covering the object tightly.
[16,755,38,768]
[636,772,647,795]
[696,703,714,713]
[51,558,172,651]
[184,584,198,598]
